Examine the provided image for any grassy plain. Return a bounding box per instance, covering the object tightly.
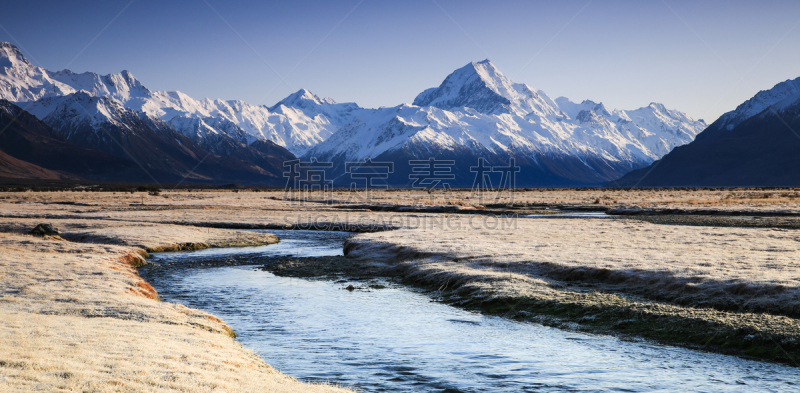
[0,195,349,392]
[0,186,799,389]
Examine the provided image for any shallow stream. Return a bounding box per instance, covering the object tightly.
[141,230,799,392]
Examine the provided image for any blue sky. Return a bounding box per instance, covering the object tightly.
[2,0,799,122]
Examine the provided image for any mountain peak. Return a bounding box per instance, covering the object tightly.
[717,76,800,129]
[34,91,131,134]
[119,69,138,83]
[0,41,152,104]
[271,88,336,110]
[412,60,515,114]
[413,60,560,117]
[292,88,317,100]
[648,102,667,112]
[469,59,502,77]
[469,59,498,75]
[0,41,34,71]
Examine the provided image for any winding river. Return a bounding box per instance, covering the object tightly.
[141,230,800,392]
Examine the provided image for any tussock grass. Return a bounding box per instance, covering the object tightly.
[7,188,800,221]
[0,218,278,255]
[0,233,351,392]
[346,218,800,316]
[343,216,800,363]
[2,189,800,365]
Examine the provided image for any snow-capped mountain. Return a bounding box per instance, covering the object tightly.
[714,76,800,131]
[612,76,800,187]
[306,60,706,186]
[0,42,352,156]
[414,60,562,117]
[37,92,175,149]
[167,115,252,155]
[554,98,701,158]
[0,98,149,182]
[27,91,293,184]
[262,89,371,154]
[0,41,708,186]
[124,89,361,155]
[0,42,148,103]
[0,42,301,185]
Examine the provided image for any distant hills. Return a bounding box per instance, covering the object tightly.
[611,77,800,187]
[0,41,709,186]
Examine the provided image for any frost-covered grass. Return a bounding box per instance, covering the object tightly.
[0,218,278,254]
[0,234,350,392]
[2,189,800,364]
[342,216,800,362]
[346,216,800,316]
[5,188,800,215]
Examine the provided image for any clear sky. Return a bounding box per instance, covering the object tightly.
[2,0,799,123]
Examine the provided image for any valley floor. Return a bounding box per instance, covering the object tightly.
[0,216,350,392]
[0,187,799,391]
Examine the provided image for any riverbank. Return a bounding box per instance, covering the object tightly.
[2,190,799,369]
[0,226,350,392]
[185,231,800,366]
[0,217,280,254]
[340,216,800,364]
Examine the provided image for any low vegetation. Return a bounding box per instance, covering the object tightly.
[0,227,348,392]
[1,188,799,380]
[343,216,800,363]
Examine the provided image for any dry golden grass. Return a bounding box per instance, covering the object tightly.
[345,216,800,316]
[3,190,800,313]
[341,215,800,361]
[0,233,351,392]
[0,218,278,254]
[4,188,800,216]
[2,189,800,371]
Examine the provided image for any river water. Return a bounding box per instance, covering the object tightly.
[142,230,799,392]
[525,210,612,218]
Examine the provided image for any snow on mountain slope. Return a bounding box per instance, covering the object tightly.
[611,75,800,187]
[0,41,708,186]
[309,99,660,166]
[715,76,800,130]
[0,42,356,156]
[0,42,76,102]
[49,69,151,102]
[0,42,151,105]
[95,85,361,155]
[167,115,252,155]
[262,89,371,154]
[38,91,174,142]
[309,60,707,186]
[554,98,704,158]
[413,60,562,117]
[136,89,369,155]
[31,91,294,185]
[128,88,369,155]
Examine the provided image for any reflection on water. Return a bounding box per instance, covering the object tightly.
[153,229,349,260]
[525,210,612,218]
[142,230,799,393]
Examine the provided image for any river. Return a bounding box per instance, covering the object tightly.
[141,229,799,392]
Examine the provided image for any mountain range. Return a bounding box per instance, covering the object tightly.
[0,41,708,187]
[307,60,706,186]
[0,42,294,185]
[612,77,800,187]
